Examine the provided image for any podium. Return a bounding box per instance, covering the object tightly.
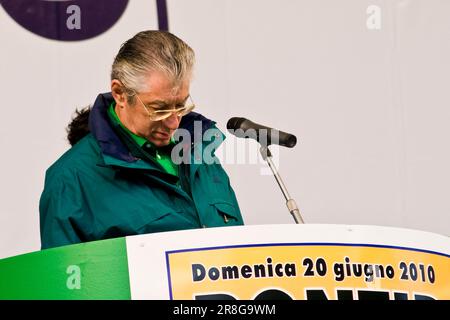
[0,224,449,300]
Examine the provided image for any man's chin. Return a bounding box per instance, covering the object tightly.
[149,132,172,147]
[150,137,171,147]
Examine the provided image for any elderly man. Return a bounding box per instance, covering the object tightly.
[40,31,244,249]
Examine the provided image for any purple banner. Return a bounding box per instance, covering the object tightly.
[1,0,129,41]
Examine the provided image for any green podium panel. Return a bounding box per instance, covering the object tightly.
[0,237,130,300]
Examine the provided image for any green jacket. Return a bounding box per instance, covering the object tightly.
[40,93,244,249]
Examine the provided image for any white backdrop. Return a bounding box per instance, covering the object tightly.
[1,0,449,259]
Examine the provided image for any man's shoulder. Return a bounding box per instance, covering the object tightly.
[45,134,99,180]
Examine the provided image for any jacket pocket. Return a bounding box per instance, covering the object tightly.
[99,209,174,239]
[210,201,241,225]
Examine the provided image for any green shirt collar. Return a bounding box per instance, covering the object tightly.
[108,102,147,147]
[107,102,179,177]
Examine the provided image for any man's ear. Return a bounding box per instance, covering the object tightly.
[111,79,128,107]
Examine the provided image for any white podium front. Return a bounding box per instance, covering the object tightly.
[125,224,449,300]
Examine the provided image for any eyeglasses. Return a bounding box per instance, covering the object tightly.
[135,93,195,121]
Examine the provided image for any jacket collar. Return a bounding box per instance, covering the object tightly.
[89,92,217,164]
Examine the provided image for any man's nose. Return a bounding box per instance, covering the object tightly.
[162,112,181,130]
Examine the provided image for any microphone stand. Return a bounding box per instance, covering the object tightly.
[260,146,305,224]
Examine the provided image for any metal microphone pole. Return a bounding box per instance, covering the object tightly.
[259,146,305,224]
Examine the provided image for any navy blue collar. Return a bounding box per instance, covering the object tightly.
[88,92,215,162]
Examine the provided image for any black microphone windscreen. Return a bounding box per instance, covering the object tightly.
[226,116,297,148]
[226,117,246,131]
[285,135,297,148]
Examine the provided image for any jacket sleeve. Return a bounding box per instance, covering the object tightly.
[39,169,84,250]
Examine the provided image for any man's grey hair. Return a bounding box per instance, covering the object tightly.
[111,30,195,101]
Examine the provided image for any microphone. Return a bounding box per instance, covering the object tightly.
[226,117,297,148]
